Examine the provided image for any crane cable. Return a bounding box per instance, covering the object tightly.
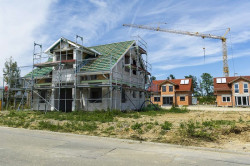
[203,37,206,63]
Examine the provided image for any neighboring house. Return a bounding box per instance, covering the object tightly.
[214,76,250,107]
[24,37,150,111]
[149,78,193,106]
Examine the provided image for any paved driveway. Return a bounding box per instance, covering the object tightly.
[0,127,249,166]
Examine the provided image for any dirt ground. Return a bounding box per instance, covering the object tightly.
[0,110,249,152]
[163,105,250,111]
[97,110,250,152]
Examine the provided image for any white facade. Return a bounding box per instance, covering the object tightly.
[32,39,148,112]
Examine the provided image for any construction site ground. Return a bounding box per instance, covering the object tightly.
[0,108,249,153]
[163,105,250,111]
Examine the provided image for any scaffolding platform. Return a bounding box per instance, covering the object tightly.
[34,59,76,67]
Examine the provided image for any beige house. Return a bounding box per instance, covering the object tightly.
[214,76,250,107]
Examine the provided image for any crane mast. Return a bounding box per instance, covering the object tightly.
[123,24,230,77]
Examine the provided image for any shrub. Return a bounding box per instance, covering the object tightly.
[131,123,143,130]
[179,120,215,141]
[161,121,172,130]
[197,96,216,105]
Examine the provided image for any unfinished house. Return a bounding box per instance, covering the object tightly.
[149,78,193,106]
[23,37,150,112]
[214,76,250,107]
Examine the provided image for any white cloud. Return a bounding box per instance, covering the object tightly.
[0,0,56,76]
[130,1,250,76]
[89,0,107,7]
[1,0,250,79]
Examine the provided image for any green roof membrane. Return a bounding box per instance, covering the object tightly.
[25,40,135,77]
[25,58,53,78]
[81,40,135,71]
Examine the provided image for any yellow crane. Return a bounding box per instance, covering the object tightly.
[123,23,230,77]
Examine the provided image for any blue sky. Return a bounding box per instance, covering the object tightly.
[1,0,250,81]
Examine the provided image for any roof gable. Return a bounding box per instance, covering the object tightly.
[148,78,192,92]
[159,80,177,86]
[214,76,250,92]
[228,76,250,84]
[45,37,95,55]
[25,40,135,77]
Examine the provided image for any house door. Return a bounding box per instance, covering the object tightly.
[163,97,173,105]
[59,88,72,112]
[235,96,249,106]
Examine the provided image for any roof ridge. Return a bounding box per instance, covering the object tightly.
[88,40,135,48]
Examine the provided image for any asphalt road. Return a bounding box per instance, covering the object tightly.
[0,127,249,166]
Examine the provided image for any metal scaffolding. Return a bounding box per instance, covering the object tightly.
[2,36,152,112]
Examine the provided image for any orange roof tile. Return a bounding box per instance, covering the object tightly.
[214,76,250,92]
[148,78,193,92]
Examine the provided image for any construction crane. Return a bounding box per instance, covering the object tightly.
[123,23,230,77]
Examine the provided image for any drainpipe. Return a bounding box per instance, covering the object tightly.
[174,90,176,107]
[231,92,233,107]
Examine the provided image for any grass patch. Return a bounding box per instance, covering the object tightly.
[179,120,215,141]
[161,121,172,131]
[37,121,97,133]
[1,109,248,149]
[131,123,143,130]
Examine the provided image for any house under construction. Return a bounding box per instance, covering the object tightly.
[8,37,151,112]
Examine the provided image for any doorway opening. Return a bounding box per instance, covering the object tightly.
[163,96,173,105]
[59,88,72,112]
[235,96,249,106]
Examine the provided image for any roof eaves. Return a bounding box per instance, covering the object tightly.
[44,38,62,54]
[45,37,96,55]
[228,76,250,84]
[159,80,177,86]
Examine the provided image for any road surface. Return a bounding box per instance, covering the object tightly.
[0,127,249,166]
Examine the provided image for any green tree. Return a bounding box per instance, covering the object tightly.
[3,57,21,108]
[150,76,156,81]
[3,57,20,88]
[167,74,175,80]
[200,73,213,96]
[185,75,199,96]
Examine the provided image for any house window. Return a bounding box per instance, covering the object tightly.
[90,88,102,103]
[244,83,248,93]
[132,59,136,75]
[125,56,130,64]
[154,97,160,102]
[39,90,46,103]
[90,75,97,80]
[222,96,231,102]
[139,92,142,98]
[162,86,166,92]
[180,96,185,101]
[169,86,173,92]
[132,91,136,98]
[121,89,126,103]
[125,67,130,72]
[234,84,239,93]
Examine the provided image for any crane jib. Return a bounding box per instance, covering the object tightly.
[123,23,230,77]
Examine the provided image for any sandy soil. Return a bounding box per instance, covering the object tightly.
[163,105,250,111]
[0,110,249,152]
[97,111,250,152]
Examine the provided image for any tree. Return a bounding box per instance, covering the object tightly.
[200,73,213,96]
[185,75,199,96]
[3,57,20,88]
[3,57,21,108]
[167,74,175,80]
[150,76,156,81]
